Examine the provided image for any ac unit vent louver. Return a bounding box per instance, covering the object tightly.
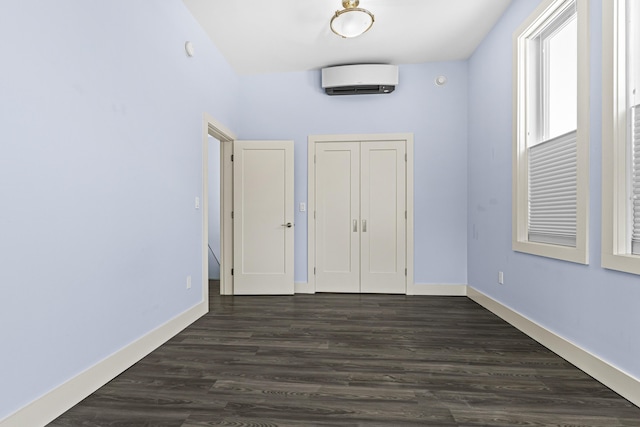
[322,64,398,96]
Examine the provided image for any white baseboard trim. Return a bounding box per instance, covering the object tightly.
[0,301,208,427]
[467,286,640,408]
[294,282,314,294]
[407,283,467,296]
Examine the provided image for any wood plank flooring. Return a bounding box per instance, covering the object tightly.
[49,282,640,426]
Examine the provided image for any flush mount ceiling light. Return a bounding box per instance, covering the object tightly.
[330,0,375,39]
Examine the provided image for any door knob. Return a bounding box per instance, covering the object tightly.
[282,222,293,228]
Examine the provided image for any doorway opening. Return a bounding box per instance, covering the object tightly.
[207,135,221,294]
[202,114,235,301]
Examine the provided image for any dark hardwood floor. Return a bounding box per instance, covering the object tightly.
[49,281,640,426]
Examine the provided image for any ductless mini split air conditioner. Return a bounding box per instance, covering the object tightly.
[321,64,398,95]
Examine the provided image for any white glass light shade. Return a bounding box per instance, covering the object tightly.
[330,8,374,38]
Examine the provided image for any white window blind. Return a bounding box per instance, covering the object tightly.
[632,105,640,254]
[528,130,577,247]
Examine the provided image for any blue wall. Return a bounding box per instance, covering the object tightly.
[237,62,469,285]
[468,0,640,379]
[0,1,239,419]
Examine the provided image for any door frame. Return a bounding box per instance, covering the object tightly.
[202,113,236,299]
[307,133,415,294]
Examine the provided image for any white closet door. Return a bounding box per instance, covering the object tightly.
[315,142,360,292]
[360,141,406,294]
[314,139,406,294]
[233,140,294,295]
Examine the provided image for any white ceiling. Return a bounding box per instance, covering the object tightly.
[182,0,512,75]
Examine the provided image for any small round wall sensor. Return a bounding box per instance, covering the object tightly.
[185,41,195,57]
[435,75,447,86]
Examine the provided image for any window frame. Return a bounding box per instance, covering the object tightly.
[602,0,640,274]
[512,0,589,264]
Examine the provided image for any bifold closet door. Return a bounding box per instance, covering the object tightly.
[360,141,406,294]
[315,142,360,292]
[314,140,406,294]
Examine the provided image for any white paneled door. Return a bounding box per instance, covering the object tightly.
[315,140,406,294]
[315,142,361,292]
[360,141,406,293]
[233,140,294,295]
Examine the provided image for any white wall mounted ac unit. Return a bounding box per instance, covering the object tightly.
[321,64,398,95]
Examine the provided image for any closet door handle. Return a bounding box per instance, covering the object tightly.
[362,219,367,232]
[353,219,358,232]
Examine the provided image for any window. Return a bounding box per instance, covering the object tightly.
[512,0,589,264]
[602,0,640,274]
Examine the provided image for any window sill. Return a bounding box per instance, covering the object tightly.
[602,252,640,276]
[513,239,588,264]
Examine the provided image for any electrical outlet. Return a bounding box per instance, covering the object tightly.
[186,275,192,289]
[498,271,504,285]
